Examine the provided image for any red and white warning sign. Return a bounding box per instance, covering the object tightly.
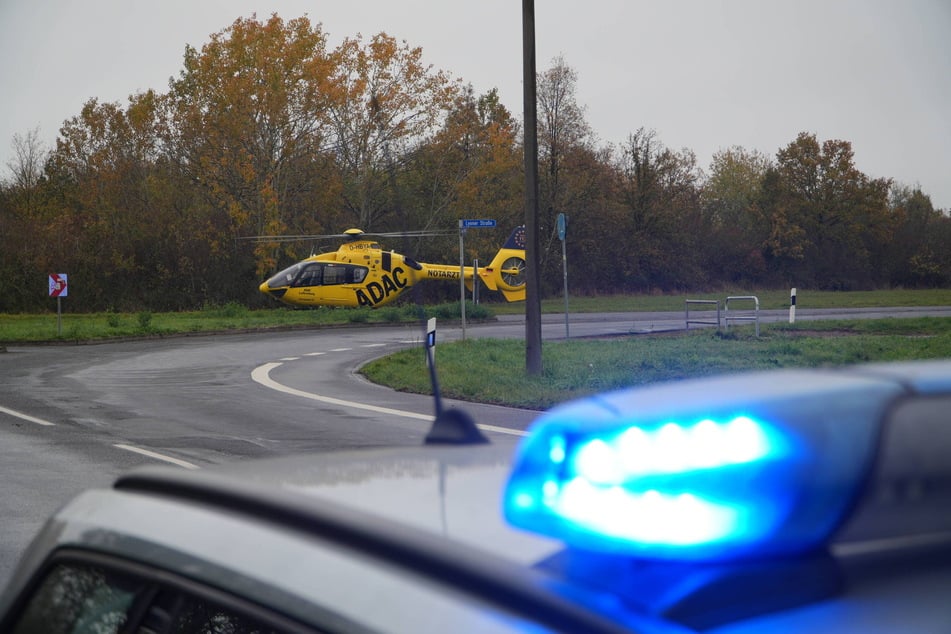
[48,273,68,298]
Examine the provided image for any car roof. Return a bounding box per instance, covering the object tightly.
[194,444,561,563]
[5,444,673,634]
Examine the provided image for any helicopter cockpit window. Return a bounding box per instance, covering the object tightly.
[322,264,369,285]
[295,263,323,287]
[266,263,304,289]
[322,264,347,286]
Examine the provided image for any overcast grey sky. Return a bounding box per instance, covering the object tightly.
[2,0,949,208]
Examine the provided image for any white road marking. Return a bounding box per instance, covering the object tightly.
[1,404,205,466]
[304,352,326,356]
[251,362,527,437]
[280,357,300,361]
[362,343,387,348]
[330,347,352,352]
[113,444,200,469]
[473,422,528,437]
[253,363,430,420]
[0,404,55,426]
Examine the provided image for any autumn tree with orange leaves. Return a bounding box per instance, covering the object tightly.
[164,15,340,277]
[328,32,458,231]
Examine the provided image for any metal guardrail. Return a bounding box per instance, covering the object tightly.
[685,299,720,330]
[725,295,760,336]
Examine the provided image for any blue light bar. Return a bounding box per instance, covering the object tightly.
[504,370,907,562]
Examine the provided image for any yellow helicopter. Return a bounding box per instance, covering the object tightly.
[258,226,526,308]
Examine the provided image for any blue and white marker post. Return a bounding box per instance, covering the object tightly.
[557,212,569,338]
[424,317,444,417]
[426,318,437,366]
[789,288,797,324]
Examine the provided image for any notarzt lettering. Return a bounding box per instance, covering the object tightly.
[355,268,408,307]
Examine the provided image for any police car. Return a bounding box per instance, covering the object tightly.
[0,360,949,633]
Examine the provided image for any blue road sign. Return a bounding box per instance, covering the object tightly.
[460,219,496,228]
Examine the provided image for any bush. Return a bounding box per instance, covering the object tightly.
[380,307,403,323]
[347,309,370,323]
[426,301,492,321]
[137,311,153,330]
[203,301,249,319]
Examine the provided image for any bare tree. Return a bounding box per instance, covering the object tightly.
[536,56,593,276]
[537,55,591,212]
[6,127,48,192]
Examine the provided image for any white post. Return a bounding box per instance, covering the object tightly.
[473,258,479,304]
[789,288,797,324]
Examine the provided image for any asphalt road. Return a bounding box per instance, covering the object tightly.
[0,317,555,587]
[1,306,949,587]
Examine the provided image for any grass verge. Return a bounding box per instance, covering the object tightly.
[360,317,951,410]
[492,288,951,314]
[0,301,492,344]
[2,289,949,344]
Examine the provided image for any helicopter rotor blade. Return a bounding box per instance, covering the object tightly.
[237,229,455,244]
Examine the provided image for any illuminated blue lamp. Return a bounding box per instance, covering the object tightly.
[504,370,906,562]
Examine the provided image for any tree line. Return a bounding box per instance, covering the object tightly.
[1,15,948,313]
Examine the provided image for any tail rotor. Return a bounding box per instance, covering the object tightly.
[479,226,527,303]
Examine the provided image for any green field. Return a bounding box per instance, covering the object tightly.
[0,301,493,344]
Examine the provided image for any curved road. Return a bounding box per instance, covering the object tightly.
[0,317,550,587]
[1,306,949,586]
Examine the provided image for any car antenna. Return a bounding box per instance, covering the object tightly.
[403,281,487,444]
[421,330,488,445]
[383,136,487,445]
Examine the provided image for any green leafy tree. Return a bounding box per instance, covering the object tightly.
[772,132,891,289]
[616,128,704,291]
[701,146,773,283]
[556,145,625,295]
[757,166,808,284]
[45,93,164,309]
[885,185,951,287]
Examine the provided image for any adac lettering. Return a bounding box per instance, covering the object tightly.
[355,267,408,307]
